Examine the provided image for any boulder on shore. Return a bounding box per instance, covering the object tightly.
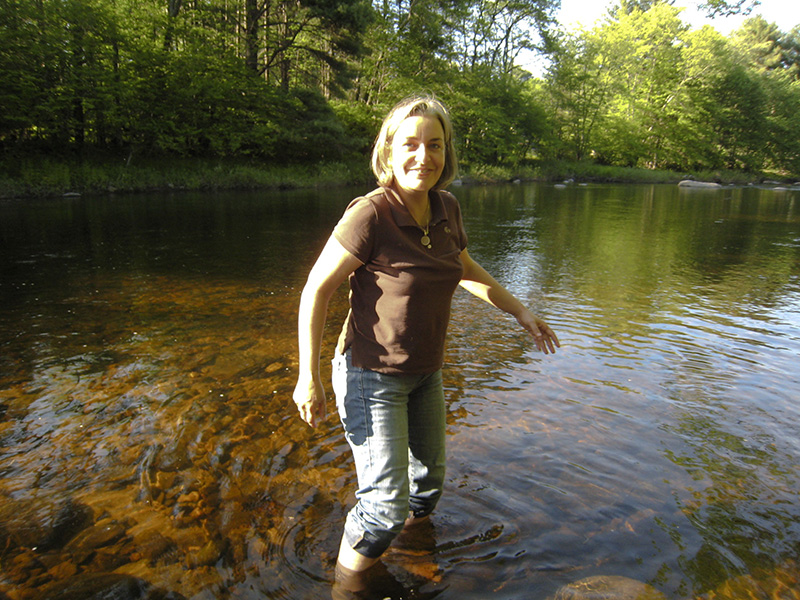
[678,180,721,189]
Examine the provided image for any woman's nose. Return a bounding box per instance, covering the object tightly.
[415,145,428,162]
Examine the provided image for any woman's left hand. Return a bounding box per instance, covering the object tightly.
[517,310,560,355]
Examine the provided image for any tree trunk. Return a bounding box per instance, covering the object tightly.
[164,0,183,51]
[245,0,259,72]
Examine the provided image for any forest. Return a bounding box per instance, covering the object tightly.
[1,0,799,195]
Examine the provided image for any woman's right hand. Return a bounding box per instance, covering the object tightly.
[293,375,327,428]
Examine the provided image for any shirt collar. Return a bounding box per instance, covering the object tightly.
[383,187,447,228]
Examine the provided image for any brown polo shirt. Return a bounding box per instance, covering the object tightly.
[334,187,468,374]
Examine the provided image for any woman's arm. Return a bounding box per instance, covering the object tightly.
[458,248,560,354]
[293,236,363,427]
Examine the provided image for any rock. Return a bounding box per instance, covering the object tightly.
[40,573,148,600]
[678,180,721,189]
[185,538,226,568]
[0,497,93,552]
[6,549,46,585]
[47,560,78,580]
[551,575,666,600]
[135,531,178,565]
[65,518,126,564]
[39,572,187,600]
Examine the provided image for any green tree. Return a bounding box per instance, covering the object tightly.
[760,73,800,173]
[669,25,733,169]
[709,65,768,170]
[734,17,800,79]
[543,31,616,161]
[540,2,800,174]
[451,0,559,74]
[0,0,45,143]
[445,67,551,166]
[599,4,688,168]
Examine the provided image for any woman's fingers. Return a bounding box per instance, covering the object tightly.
[532,319,560,354]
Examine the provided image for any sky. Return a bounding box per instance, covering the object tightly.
[557,0,800,34]
[519,0,800,75]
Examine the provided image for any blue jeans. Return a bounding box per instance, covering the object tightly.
[332,350,446,559]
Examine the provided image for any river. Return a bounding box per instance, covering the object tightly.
[0,182,798,599]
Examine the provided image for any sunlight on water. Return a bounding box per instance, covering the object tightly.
[1,184,799,599]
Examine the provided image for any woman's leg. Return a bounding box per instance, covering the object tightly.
[332,352,417,570]
[407,370,447,519]
[336,537,379,572]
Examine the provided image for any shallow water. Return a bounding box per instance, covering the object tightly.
[0,183,798,599]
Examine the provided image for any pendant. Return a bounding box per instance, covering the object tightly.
[420,234,431,247]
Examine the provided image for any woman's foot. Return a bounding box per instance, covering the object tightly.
[332,560,406,600]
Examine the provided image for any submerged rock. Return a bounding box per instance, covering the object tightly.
[64,518,127,564]
[0,497,93,552]
[40,572,186,600]
[551,575,666,600]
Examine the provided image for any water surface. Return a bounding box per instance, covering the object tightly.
[1,183,798,599]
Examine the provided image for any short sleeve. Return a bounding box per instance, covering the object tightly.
[333,197,377,264]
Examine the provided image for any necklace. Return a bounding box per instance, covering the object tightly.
[420,226,431,248]
[418,203,432,248]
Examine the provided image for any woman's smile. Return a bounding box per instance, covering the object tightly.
[391,115,445,200]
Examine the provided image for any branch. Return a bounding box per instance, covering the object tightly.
[697,0,760,19]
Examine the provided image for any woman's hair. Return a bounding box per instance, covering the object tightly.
[371,94,458,190]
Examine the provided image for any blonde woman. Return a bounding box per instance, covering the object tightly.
[293,95,559,576]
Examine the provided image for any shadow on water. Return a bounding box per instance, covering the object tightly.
[1,184,799,599]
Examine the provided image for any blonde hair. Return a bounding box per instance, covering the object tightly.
[371,95,458,190]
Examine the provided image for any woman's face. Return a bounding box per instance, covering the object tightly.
[390,115,446,199]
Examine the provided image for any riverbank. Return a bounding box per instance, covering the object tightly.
[0,155,374,200]
[0,154,792,199]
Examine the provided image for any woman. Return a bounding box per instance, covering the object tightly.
[293,95,559,576]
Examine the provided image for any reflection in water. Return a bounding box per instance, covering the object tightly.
[0,184,799,599]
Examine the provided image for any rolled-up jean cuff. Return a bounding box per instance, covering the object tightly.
[409,505,435,519]
[344,529,395,559]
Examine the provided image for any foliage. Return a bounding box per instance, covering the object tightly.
[540,4,800,176]
[2,0,800,188]
[0,0,369,162]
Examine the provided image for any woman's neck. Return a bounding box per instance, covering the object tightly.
[391,187,430,228]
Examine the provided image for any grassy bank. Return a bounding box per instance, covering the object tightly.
[463,160,781,186]
[0,155,374,199]
[0,154,789,199]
